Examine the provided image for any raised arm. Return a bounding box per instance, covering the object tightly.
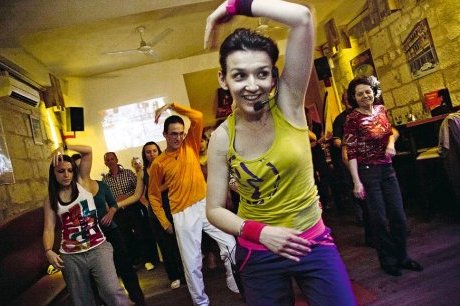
[156,103,203,153]
[205,0,315,126]
[66,144,92,183]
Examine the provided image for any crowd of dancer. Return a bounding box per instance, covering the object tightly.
[43,1,423,305]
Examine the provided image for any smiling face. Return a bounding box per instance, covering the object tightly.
[354,84,375,110]
[54,161,74,187]
[219,50,275,114]
[144,144,160,164]
[163,123,185,152]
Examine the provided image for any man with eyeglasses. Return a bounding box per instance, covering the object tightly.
[148,103,239,305]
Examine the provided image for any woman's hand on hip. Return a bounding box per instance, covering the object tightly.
[259,226,312,262]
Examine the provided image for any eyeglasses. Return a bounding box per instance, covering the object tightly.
[167,132,185,139]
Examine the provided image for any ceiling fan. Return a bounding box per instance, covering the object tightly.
[255,18,285,34]
[104,26,173,56]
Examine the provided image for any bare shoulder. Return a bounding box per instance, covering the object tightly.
[208,121,230,157]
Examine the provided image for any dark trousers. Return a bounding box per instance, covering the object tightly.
[236,244,356,306]
[147,194,184,281]
[359,163,409,266]
[115,202,160,265]
[105,228,145,306]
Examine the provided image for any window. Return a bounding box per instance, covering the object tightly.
[101,97,171,151]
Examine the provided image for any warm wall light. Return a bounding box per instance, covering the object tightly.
[44,107,61,149]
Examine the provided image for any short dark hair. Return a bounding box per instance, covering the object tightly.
[347,75,382,108]
[163,115,184,134]
[219,28,279,75]
[104,151,117,161]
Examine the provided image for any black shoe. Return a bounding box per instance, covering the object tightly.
[382,265,402,276]
[399,259,423,271]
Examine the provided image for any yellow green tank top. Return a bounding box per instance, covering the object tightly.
[227,105,321,231]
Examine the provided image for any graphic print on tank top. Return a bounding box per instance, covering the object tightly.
[60,198,105,253]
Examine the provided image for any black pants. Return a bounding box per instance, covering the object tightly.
[105,228,145,306]
[147,200,184,281]
[115,202,160,265]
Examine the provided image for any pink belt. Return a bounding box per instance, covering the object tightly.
[237,218,333,251]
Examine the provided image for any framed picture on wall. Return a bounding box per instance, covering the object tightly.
[402,18,439,79]
[0,119,15,185]
[350,49,377,78]
[216,88,233,119]
[29,115,44,145]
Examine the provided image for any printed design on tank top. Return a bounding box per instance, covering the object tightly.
[229,154,281,206]
[60,199,104,253]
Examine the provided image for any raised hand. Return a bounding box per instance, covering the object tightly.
[155,103,173,123]
[204,1,232,49]
[50,145,65,167]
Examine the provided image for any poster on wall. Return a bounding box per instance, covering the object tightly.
[402,18,439,79]
[350,49,377,78]
[0,119,15,185]
[216,88,233,119]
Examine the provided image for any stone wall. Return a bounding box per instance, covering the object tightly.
[331,0,460,125]
[0,100,54,222]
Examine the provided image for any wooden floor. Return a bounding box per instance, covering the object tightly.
[136,207,460,306]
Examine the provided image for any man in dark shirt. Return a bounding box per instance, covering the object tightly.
[103,152,160,269]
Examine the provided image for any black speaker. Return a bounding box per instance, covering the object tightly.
[314,56,332,81]
[66,107,84,131]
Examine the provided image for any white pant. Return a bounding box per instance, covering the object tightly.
[172,198,236,306]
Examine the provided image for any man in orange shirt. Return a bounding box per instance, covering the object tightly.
[148,103,238,306]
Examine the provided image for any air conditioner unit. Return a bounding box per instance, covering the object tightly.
[0,74,41,108]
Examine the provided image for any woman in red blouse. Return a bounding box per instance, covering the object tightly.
[343,75,423,276]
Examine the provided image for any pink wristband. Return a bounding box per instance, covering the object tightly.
[240,220,266,243]
[226,0,238,15]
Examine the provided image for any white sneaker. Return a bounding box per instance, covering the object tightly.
[144,262,155,271]
[226,275,239,293]
[170,279,181,289]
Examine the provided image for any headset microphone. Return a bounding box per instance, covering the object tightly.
[253,85,279,111]
[253,67,279,111]
[253,99,269,111]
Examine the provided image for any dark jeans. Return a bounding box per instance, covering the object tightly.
[105,228,145,305]
[359,163,409,266]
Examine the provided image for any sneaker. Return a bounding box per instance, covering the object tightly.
[399,259,423,271]
[170,279,181,289]
[226,275,240,293]
[144,262,155,271]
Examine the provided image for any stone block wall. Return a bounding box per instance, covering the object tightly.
[0,101,54,222]
[331,0,460,125]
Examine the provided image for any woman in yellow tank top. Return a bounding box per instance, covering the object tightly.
[204,1,357,305]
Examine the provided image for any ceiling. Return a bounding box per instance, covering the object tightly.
[0,0,366,81]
